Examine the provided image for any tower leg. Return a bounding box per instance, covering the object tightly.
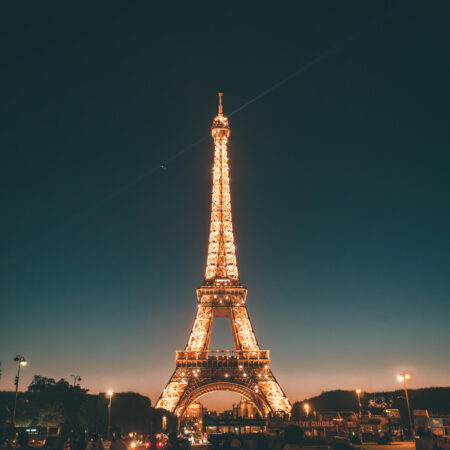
[186,305,213,351]
[257,370,291,414]
[156,368,188,412]
[231,306,259,351]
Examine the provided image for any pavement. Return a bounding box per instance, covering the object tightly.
[192,441,415,450]
[360,444,414,450]
[304,444,415,450]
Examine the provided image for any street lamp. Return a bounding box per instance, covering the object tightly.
[12,355,27,429]
[355,388,364,444]
[107,390,114,441]
[304,403,310,417]
[397,372,414,439]
[71,374,82,388]
[355,389,362,417]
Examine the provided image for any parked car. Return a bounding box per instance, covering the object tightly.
[328,436,354,450]
[436,436,450,450]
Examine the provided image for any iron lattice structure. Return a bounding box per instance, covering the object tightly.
[156,94,291,417]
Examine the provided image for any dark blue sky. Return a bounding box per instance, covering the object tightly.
[1,2,449,408]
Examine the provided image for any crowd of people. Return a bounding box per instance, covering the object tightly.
[0,425,443,450]
[0,428,107,450]
[0,426,321,450]
[206,426,309,450]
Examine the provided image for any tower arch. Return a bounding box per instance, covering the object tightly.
[175,380,269,418]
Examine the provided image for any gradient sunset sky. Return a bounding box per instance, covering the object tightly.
[1,2,449,410]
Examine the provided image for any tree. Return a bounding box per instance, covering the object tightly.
[78,397,104,431]
[28,375,87,396]
[291,402,302,421]
[104,392,152,434]
[27,375,57,393]
[37,402,65,430]
[15,398,36,427]
[27,375,88,426]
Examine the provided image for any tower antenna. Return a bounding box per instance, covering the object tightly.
[218,92,223,115]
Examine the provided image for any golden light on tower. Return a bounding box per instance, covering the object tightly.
[205,92,239,283]
[156,94,290,416]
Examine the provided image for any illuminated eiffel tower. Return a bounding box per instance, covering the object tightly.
[156,94,291,417]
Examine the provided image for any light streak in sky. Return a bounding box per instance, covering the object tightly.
[3,2,411,265]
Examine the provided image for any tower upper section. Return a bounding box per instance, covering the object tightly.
[204,93,240,286]
[211,93,230,139]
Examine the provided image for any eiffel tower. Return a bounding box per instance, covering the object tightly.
[156,94,291,417]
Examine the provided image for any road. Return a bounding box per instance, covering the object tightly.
[361,444,414,450]
[192,441,415,450]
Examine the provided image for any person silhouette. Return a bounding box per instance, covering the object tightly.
[17,432,33,450]
[415,427,435,450]
[283,426,304,450]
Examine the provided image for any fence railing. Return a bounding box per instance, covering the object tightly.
[176,350,269,361]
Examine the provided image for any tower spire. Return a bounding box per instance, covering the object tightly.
[218,92,223,115]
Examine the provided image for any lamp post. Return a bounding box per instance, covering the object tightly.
[12,355,27,429]
[71,375,82,388]
[355,389,362,417]
[107,390,114,441]
[355,389,363,444]
[397,372,414,439]
[304,403,310,417]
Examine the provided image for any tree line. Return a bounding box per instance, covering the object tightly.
[0,375,176,434]
[290,387,450,423]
